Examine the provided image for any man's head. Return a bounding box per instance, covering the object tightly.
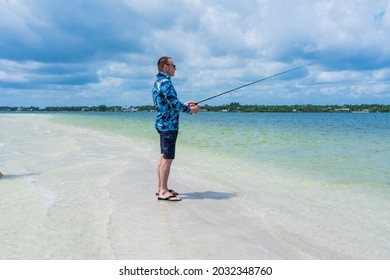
[157,56,176,77]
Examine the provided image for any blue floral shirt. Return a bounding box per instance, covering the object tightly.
[152,72,190,131]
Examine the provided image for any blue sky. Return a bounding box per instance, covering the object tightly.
[1,0,389,107]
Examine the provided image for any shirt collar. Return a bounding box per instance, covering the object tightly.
[157,71,170,79]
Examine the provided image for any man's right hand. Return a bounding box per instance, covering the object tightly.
[186,101,199,114]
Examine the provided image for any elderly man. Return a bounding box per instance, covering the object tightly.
[152,56,199,201]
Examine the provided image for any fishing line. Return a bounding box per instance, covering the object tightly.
[195,64,311,104]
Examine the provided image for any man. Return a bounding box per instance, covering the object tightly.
[152,56,199,201]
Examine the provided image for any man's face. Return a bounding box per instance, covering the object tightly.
[165,59,176,77]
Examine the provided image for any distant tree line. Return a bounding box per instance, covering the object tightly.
[0,105,138,112]
[1,103,390,112]
[200,103,390,112]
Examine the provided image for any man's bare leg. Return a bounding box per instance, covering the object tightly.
[157,156,180,201]
[156,155,163,194]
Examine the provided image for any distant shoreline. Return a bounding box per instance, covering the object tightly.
[1,103,390,113]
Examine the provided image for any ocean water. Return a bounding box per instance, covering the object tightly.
[50,111,390,258]
[52,111,390,187]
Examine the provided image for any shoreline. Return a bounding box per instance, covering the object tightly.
[0,114,388,260]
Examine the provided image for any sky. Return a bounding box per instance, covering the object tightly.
[1,0,390,107]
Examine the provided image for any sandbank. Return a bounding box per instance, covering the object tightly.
[0,113,356,259]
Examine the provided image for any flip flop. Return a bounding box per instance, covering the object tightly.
[157,195,181,201]
[155,189,179,196]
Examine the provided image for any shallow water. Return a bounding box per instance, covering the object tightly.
[1,112,389,259]
[51,111,390,186]
[51,112,390,259]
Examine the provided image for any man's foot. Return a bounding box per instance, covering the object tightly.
[157,194,181,201]
[155,189,179,196]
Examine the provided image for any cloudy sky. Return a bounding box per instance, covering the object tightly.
[1,0,389,107]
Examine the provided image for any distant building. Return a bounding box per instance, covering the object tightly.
[334,107,350,112]
[122,106,137,112]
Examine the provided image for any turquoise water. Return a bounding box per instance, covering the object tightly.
[53,112,390,188]
[183,112,390,187]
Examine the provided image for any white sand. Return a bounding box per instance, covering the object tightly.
[0,114,372,260]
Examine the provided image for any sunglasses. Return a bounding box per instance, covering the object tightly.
[166,64,176,69]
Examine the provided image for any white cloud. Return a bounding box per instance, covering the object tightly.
[316,71,365,83]
[373,68,390,81]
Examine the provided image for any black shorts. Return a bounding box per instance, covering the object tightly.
[158,130,179,159]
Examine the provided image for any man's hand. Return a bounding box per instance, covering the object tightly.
[185,101,199,114]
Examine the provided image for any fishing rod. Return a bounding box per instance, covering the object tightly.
[195,64,311,104]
